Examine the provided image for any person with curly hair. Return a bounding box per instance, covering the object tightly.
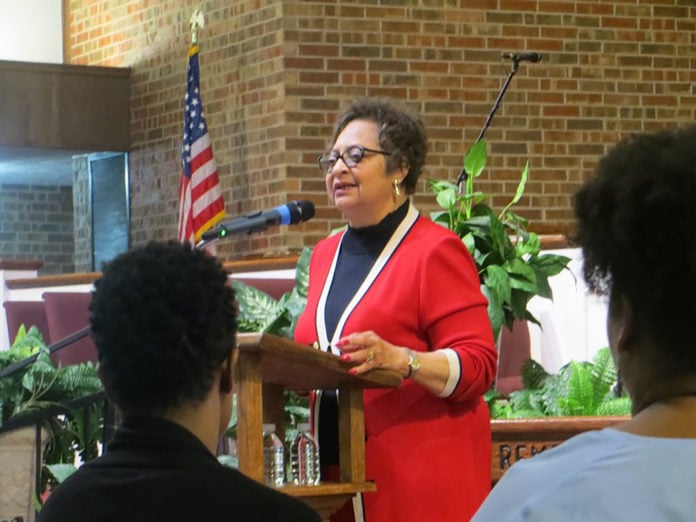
[474,126,696,521]
[39,241,320,522]
[295,98,497,521]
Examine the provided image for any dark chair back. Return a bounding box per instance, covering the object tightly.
[42,292,98,366]
[496,320,531,395]
[3,300,51,346]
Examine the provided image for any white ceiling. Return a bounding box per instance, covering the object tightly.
[0,2,73,187]
[0,1,63,64]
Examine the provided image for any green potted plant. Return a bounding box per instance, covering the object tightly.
[0,325,103,515]
[426,142,633,485]
[487,348,631,419]
[230,248,313,440]
[0,326,102,428]
[429,139,571,342]
[486,348,631,483]
[232,247,312,338]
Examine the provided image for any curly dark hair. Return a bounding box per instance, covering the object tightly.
[330,97,427,195]
[90,241,238,416]
[574,125,696,373]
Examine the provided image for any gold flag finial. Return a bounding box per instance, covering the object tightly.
[189,9,205,45]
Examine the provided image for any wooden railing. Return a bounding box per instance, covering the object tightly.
[4,256,301,292]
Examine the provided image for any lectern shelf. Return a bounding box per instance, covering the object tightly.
[234,332,401,520]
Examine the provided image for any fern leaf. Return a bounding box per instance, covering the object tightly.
[565,362,595,415]
[557,397,584,416]
[595,397,632,416]
[590,348,617,408]
[540,370,568,416]
[508,389,545,417]
[50,363,102,398]
[489,400,513,419]
[509,408,545,419]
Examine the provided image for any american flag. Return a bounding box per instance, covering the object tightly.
[177,44,225,243]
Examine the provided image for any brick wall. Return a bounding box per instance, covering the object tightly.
[66,0,696,258]
[0,184,74,275]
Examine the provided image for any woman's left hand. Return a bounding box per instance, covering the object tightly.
[336,331,408,376]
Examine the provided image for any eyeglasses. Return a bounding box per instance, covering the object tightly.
[317,145,390,173]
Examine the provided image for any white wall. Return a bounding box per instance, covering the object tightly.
[527,248,610,373]
[0,0,63,63]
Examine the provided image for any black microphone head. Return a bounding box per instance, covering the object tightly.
[501,51,543,63]
[287,200,315,224]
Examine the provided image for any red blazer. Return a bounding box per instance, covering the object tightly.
[295,205,497,522]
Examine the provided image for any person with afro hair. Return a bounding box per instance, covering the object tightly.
[474,126,696,521]
[39,241,320,522]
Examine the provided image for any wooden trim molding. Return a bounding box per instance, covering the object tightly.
[0,259,44,271]
[222,255,300,274]
[490,416,627,483]
[3,256,301,290]
[538,234,569,250]
[3,235,568,291]
[6,272,101,290]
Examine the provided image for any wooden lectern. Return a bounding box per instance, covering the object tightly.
[235,333,402,520]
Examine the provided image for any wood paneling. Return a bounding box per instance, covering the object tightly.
[0,60,130,151]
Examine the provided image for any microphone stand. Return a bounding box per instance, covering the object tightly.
[456,58,521,192]
[194,237,215,251]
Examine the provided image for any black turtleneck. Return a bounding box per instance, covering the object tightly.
[324,200,410,340]
[319,200,410,467]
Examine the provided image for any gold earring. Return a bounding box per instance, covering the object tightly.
[393,178,401,196]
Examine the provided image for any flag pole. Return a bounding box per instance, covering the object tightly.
[178,8,225,253]
[189,9,204,46]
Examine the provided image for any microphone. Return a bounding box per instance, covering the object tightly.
[501,51,543,63]
[201,200,315,240]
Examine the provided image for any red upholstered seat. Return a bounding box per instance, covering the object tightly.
[42,291,98,367]
[496,320,531,395]
[3,300,51,346]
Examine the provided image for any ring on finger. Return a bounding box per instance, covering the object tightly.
[366,350,375,363]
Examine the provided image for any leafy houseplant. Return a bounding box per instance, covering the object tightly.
[0,325,104,493]
[0,326,102,428]
[487,348,632,419]
[487,349,631,483]
[231,247,313,437]
[232,247,312,339]
[429,139,571,341]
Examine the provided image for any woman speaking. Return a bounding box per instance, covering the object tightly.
[294,98,497,521]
